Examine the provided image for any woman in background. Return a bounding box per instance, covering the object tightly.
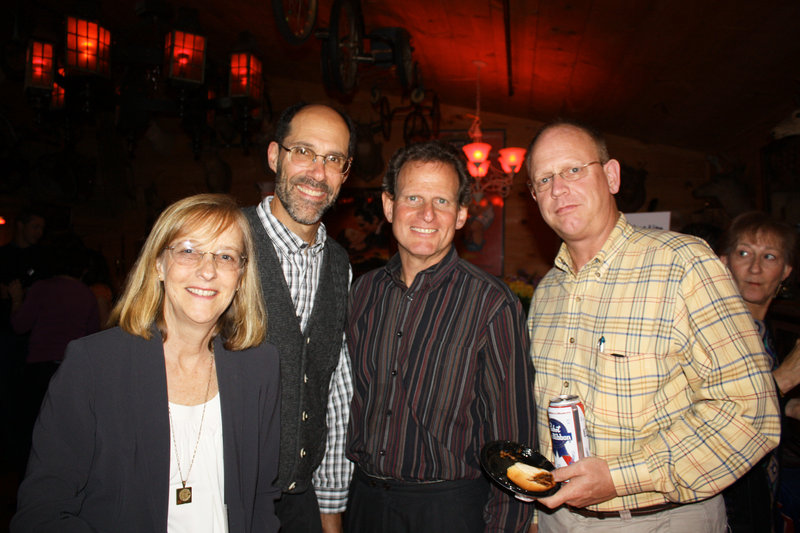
[11,193,280,533]
[9,244,100,474]
[720,211,799,533]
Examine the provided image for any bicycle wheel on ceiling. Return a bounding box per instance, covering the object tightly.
[327,0,365,95]
[272,0,318,46]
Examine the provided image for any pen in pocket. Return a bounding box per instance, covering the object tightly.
[598,335,624,357]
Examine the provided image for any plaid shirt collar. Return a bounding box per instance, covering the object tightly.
[555,212,628,276]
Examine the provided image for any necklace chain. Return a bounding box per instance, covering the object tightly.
[168,354,215,492]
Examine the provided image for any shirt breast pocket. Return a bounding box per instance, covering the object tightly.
[589,337,661,436]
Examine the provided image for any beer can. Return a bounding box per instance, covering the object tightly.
[548,394,590,468]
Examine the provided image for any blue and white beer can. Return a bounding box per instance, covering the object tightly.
[548,394,590,468]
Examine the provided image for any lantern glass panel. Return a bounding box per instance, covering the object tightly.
[25,41,55,90]
[230,53,263,100]
[229,53,248,97]
[166,30,206,84]
[65,16,111,76]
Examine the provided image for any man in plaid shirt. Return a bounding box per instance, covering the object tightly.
[524,120,780,532]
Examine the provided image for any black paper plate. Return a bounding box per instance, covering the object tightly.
[480,440,561,498]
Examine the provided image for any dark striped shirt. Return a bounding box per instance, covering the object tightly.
[346,247,536,532]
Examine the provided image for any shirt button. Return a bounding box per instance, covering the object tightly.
[569,337,575,344]
[396,331,402,337]
[306,337,311,344]
[563,381,569,388]
[288,482,296,491]
[386,409,392,416]
[575,296,581,302]
[595,272,601,278]
[304,374,308,383]
[302,411,309,421]
[379,450,386,456]
[391,370,397,376]
[300,448,307,458]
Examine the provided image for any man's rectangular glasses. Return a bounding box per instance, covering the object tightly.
[529,160,603,194]
[278,143,352,176]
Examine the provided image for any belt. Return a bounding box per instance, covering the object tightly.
[570,502,680,519]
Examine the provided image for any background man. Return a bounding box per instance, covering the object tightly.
[0,208,47,474]
[0,208,47,295]
[525,120,780,531]
[345,141,537,532]
[243,103,356,533]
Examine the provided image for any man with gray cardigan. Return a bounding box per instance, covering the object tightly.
[244,102,356,533]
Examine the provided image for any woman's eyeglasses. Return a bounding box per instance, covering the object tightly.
[165,245,246,271]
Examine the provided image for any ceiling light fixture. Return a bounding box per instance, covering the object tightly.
[461,60,526,197]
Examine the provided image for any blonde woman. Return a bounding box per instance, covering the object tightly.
[12,194,280,533]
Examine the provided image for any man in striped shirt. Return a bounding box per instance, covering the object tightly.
[525,120,780,531]
[345,141,537,532]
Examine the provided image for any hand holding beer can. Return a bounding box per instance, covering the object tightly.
[548,394,591,468]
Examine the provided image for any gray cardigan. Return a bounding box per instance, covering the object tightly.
[244,206,350,493]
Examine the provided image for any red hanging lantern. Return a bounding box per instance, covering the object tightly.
[25,40,55,90]
[65,16,111,76]
[165,29,206,84]
[229,52,263,100]
[498,147,527,174]
[462,142,492,178]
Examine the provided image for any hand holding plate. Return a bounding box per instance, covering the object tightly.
[535,457,617,509]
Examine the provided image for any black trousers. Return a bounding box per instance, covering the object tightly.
[276,486,323,533]
[723,455,778,533]
[344,467,489,533]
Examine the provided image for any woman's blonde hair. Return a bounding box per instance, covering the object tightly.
[109,193,266,350]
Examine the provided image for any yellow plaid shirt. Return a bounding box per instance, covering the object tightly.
[529,214,780,512]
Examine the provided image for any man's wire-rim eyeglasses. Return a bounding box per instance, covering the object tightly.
[278,143,352,175]
[527,160,604,195]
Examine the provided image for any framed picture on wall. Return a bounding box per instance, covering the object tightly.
[455,193,505,276]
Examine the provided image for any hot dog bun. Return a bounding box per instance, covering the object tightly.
[506,462,555,492]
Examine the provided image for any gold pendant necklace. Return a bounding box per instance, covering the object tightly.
[168,354,214,505]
